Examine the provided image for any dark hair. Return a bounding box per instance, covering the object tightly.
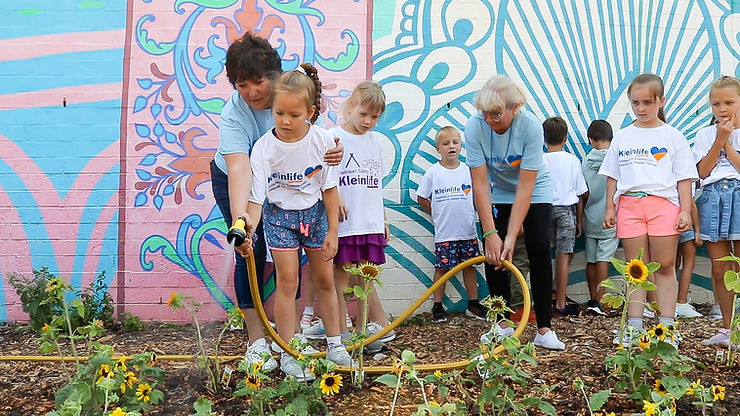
[225,32,282,88]
[587,120,613,142]
[627,73,666,122]
[273,63,323,123]
[543,116,568,145]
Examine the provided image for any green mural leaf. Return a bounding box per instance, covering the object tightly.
[174,0,240,13]
[315,30,360,72]
[264,0,325,24]
[140,236,191,271]
[136,15,176,56]
[197,97,226,115]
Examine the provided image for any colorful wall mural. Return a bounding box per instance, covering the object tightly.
[1,0,738,322]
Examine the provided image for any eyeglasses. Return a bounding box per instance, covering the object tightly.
[479,108,508,122]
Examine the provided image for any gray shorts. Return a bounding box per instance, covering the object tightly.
[585,236,619,263]
[551,205,576,254]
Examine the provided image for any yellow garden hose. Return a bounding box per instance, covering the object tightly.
[248,254,530,373]
[0,255,531,375]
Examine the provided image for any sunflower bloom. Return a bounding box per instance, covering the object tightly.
[109,408,126,416]
[320,372,343,396]
[434,370,443,379]
[392,359,404,375]
[711,385,725,401]
[96,364,115,384]
[359,262,382,281]
[135,383,152,402]
[638,334,651,350]
[115,356,128,372]
[307,359,317,376]
[642,400,658,416]
[166,292,178,307]
[251,360,263,374]
[245,373,261,390]
[653,379,667,395]
[481,296,507,314]
[42,323,50,332]
[120,371,138,393]
[648,323,668,341]
[625,258,649,284]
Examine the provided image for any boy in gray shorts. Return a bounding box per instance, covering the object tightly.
[543,117,588,316]
[581,120,618,316]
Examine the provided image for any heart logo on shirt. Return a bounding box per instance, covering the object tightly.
[304,165,323,178]
[507,155,522,167]
[650,146,668,161]
[461,184,472,194]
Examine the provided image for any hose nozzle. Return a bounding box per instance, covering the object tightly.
[227,216,247,246]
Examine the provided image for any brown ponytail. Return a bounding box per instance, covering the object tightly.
[272,63,323,123]
[627,73,667,123]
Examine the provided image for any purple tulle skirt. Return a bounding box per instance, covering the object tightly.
[335,234,387,265]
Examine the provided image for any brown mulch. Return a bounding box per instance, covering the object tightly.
[0,305,738,415]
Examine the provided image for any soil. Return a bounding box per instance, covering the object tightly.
[0,305,738,415]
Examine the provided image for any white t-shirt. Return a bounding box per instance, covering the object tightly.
[249,125,338,210]
[543,150,588,206]
[329,127,388,237]
[692,125,740,186]
[416,162,477,243]
[599,124,698,206]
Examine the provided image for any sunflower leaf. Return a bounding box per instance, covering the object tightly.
[646,262,661,273]
[716,255,740,265]
[599,279,619,292]
[637,281,657,291]
[724,270,740,293]
[610,257,626,274]
[601,293,623,309]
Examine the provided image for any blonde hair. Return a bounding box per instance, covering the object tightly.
[434,126,461,146]
[273,63,322,123]
[627,73,666,122]
[709,75,740,125]
[474,75,527,112]
[343,81,386,119]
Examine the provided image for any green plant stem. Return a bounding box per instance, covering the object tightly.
[389,369,403,416]
[358,280,370,386]
[214,323,230,383]
[103,387,109,414]
[188,304,218,392]
[411,373,428,405]
[49,332,71,381]
[728,293,738,366]
[61,299,80,366]
[577,384,594,416]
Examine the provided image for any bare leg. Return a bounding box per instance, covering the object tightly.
[554,253,572,309]
[621,235,650,319]
[366,282,390,327]
[305,249,340,337]
[433,267,446,302]
[334,262,351,332]
[271,250,300,344]
[462,266,479,301]
[647,235,680,319]
[676,241,696,304]
[708,241,736,329]
[243,308,267,345]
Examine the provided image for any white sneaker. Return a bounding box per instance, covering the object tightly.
[302,319,326,339]
[367,321,396,343]
[702,329,731,348]
[709,304,723,320]
[534,330,566,351]
[480,323,515,344]
[271,334,319,355]
[245,338,278,372]
[675,302,703,318]
[300,313,314,330]
[612,326,642,347]
[280,353,314,381]
[326,346,357,367]
[643,306,655,318]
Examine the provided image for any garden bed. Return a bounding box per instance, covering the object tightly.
[0,306,737,415]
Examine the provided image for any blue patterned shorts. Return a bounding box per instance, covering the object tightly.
[263,200,327,250]
[434,239,480,270]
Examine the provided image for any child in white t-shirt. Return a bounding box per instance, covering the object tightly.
[599,73,698,347]
[329,81,396,349]
[542,117,588,316]
[245,64,353,380]
[417,126,484,323]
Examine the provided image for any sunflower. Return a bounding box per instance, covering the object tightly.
[251,360,263,374]
[320,372,343,396]
[642,400,658,416]
[120,371,138,393]
[392,359,404,375]
[481,296,507,314]
[307,359,317,376]
[711,385,725,401]
[428,401,441,407]
[648,323,668,341]
[45,278,64,294]
[41,323,50,332]
[166,292,178,307]
[245,373,261,390]
[638,334,651,350]
[434,370,443,379]
[96,364,115,384]
[135,383,152,402]
[109,408,126,416]
[115,356,128,372]
[358,262,382,281]
[687,378,703,396]
[624,258,649,284]
[653,379,667,396]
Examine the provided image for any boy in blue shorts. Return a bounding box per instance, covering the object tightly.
[417,126,485,322]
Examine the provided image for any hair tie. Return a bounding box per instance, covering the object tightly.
[294,65,307,76]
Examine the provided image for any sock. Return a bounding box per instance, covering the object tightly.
[627,317,643,330]
[658,316,675,326]
[468,299,479,307]
[433,301,443,309]
[302,306,314,316]
[326,335,342,349]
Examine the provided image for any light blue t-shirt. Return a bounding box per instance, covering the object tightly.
[464,108,552,204]
[214,90,274,174]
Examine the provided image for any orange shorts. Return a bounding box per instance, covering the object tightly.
[616,195,680,239]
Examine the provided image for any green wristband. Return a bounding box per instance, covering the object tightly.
[482,229,498,239]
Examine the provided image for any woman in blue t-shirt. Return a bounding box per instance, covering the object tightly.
[210,32,342,370]
[466,74,565,351]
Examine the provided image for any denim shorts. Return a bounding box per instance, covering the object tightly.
[584,236,619,263]
[678,229,695,244]
[550,205,576,254]
[697,178,740,242]
[263,200,328,250]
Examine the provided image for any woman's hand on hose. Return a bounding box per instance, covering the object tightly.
[500,233,517,265]
[235,214,255,258]
[484,232,504,269]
